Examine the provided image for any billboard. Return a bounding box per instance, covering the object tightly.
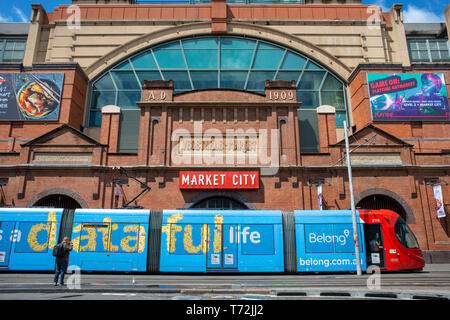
[0,73,64,121]
[367,73,450,121]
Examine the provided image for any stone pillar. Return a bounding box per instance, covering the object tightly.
[316,105,337,153]
[100,105,121,153]
[265,80,300,166]
[388,4,411,67]
[138,80,174,166]
[211,0,227,34]
[23,4,47,67]
[265,80,297,103]
[142,80,174,103]
[445,5,450,40]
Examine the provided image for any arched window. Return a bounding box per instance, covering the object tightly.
[33,194,81,210]
[356,194,408,222]
[192,196,248,210]
[88,36,348,151]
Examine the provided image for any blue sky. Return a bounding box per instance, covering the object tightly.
[0,0,447,23]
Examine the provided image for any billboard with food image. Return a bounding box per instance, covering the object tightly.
[0,73,64,121]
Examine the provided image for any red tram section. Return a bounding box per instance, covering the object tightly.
[359,209,425,272]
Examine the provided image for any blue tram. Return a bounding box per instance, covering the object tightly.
[0,207,424,273]
[159,210,284,272]
[0,208,64,271]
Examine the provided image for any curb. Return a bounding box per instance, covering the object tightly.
[0,287,183,294]
[273,289,450,300]
[1,287,449,300]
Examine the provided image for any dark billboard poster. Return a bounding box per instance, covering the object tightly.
[367,73,450,121]
[0,73,64,121]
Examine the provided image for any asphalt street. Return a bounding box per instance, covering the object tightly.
[0,263,449,301]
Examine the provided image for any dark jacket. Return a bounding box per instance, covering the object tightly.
[56,242,73,262]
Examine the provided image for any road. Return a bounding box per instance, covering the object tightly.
[0,264,449,301]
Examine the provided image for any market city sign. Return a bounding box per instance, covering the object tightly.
[179,171,259,189]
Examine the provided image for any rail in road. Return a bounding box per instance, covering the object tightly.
[0,269,450,300]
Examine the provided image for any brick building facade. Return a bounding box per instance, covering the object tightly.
[0,0,449,262]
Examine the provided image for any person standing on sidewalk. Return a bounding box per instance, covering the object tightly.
[53,237,73,286]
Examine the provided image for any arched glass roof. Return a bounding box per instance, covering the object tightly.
[89,36,347,128]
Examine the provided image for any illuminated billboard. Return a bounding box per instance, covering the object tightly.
[367,73,449,121]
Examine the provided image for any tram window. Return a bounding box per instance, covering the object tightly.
[111,223,143,253]
[304,224,334,253]
[14,221,54,253]
[80,224,110,253]
[241,224,275,255]
[75,223,144,253]
[394,218,419,249]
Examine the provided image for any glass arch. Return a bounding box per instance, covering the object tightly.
[88,36,348,151]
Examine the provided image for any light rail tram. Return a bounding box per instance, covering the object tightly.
[0,208,425,273]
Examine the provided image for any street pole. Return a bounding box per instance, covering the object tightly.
[343,121,362,276]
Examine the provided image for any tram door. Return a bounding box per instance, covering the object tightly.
[0,222,15,268]
[207,224,238,270]
[363,224,386,268]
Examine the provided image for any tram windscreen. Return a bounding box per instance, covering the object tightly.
[394,217,420,249]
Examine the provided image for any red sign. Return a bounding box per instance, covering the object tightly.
[179,171,259,189]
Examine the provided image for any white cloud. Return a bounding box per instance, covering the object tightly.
[403,5,444,23]
[13,7,28,23]
[372,0,389,12]
[0,13,13,23]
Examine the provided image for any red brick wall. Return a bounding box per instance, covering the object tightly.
[0,66,88,154]
[47,4,389,23]
[348,67,450,153]
[0,70,448,256]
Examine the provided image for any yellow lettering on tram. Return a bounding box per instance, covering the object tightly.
[98,217,119,252]
[27,223,49,251]
[48,211,58,249]
[161,214,183,253]
[184,224,209,253]
[109,223,119,253]
[213,215,223,253]
[27,211,58,252]
[120,225,146,253]
[72,224,97,252]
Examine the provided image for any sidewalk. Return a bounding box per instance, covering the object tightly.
[423,263,450,272]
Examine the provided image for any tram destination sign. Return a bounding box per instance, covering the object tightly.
[367,72,450,121]
[179,171,259,189]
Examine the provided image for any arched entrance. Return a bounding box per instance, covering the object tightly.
[192,196,248,210]
[27,188,88,209]
[182,190,256,210]
[33,194,81,210]
[357,194,407,219]
[354,187,416,223]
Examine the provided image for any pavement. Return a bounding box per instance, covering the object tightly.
[422,263,450,272]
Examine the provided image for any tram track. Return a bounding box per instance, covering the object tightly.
[2,275,450,290]
[0,272,449,300]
